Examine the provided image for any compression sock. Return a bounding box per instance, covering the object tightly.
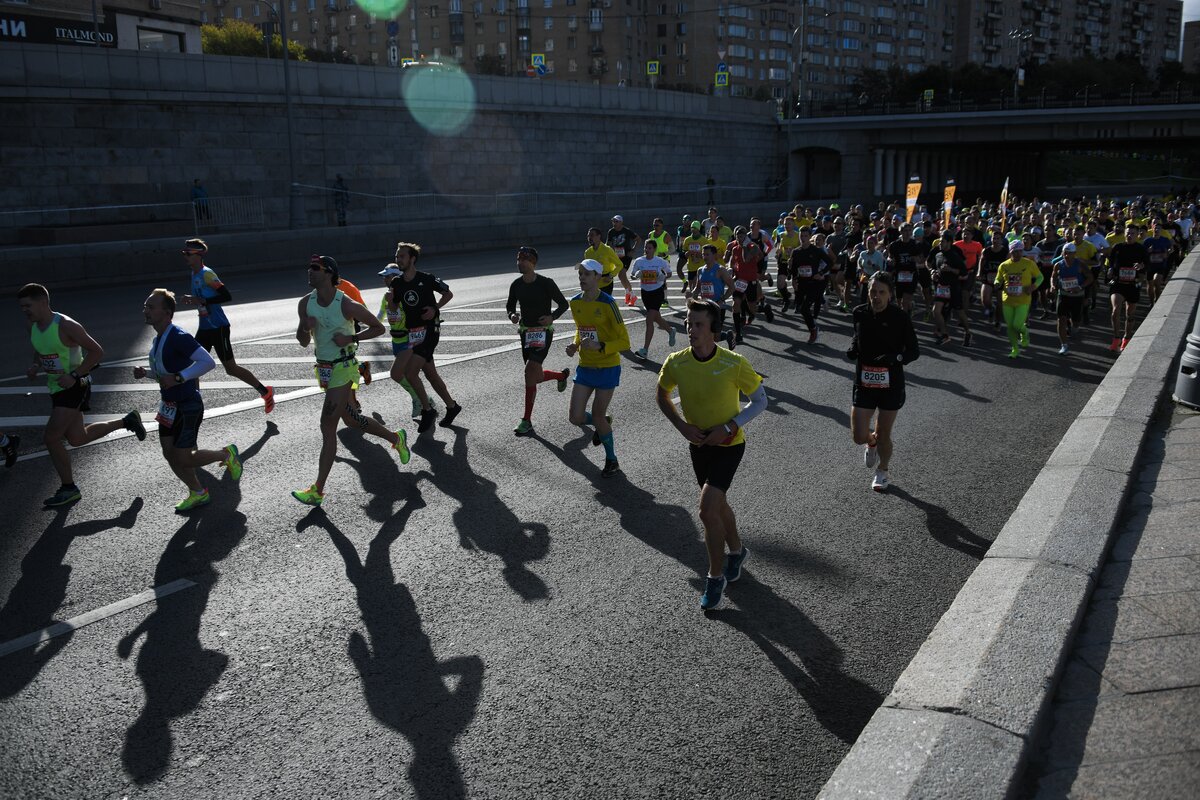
[733,312,744,339]
[600,432,615,460]
[399,378,420,402]
[524,386,536,421]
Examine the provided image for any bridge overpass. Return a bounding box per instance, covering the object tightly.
[785,102,1200,203]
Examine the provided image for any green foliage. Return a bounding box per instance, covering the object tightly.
[200,19,306,61]
[473,54,508,77]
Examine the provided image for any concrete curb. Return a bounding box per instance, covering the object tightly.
[819,250,1200,799]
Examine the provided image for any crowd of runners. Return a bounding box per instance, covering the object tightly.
[7,192,1193,610]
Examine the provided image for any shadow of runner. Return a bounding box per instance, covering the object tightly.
[763,384,850,427]
[0,498,144,698]
[116,421,271,784]
[336,426,414,523]
[303,503,484,800]
[413,431,550,602]
[888,486,992,559]
[712,579,885,744]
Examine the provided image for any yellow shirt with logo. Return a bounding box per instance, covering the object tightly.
[995,257,1042,306]
[658,346,763,447]
[682,234,708,270]
[583,243,624,287]
[569,292,630,368]
[1072,240,1098,266]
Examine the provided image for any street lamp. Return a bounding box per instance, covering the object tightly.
[786,24,802,118]
[1008,27,1031,104]
[265,3,303,229]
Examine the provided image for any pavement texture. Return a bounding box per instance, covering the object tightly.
[819,250,1200,800]
[0,242,1117,799]
[1024,402,1200,799]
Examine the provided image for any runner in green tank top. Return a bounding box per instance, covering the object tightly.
[18,283,147,508]
[291,255,412,506]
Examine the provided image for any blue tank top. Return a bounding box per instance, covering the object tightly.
[1055,256,1085,295]
[697,264,726,302]
[191,266,230,329]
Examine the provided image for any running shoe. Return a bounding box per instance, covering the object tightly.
[2,434,18,468]
[263,385,276,414]
[224,444,243,481]
[123,411,147,441]
[175,489,211,513]
[871,469,890,493]
[635,347,648,359]
[724,548,750,583]
[1058,344,1070,355]
[417,406,438,433]
[43,485,81,508]
[808,326,819,344]
[735,335,745,345]
[359,362,372,385]
[923,311,932,322]
[557,369,570,393]
[864,444,878,469]
[779,299,790,314]
[514,419,534,437]
[763,305,775,323]
[936,333,950,346]
[1121,338,1130,352]
[625,292,636,307]
[699,576,726,610]
[962,332,973,347]
[668,329,677,348]
[392,429,411,464]
[601,458,621,478]
[1009,347,1019,359]
[439,403,462,428]
[410,398,424,421]
[1108,338,1121,352]
[766,273,774,287]
[1020,332,1030,349]
[291,485,324,506]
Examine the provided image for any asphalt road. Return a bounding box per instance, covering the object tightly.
[0,243,1114,799]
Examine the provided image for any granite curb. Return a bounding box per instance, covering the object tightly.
[819,250,1200,799]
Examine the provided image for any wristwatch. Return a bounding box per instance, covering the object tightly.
[174,373,184,384]
[723,423,734,434]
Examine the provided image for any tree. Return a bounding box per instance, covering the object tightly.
[201,19,306,60]
[473,54,508,76]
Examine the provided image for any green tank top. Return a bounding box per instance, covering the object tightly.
[378,294,408,344]
[648,229,670,256]
[307,289,353,362]
[30,313,82,394]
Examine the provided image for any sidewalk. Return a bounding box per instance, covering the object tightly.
[1026,401,1200,798]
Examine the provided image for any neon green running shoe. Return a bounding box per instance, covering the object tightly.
[224,444,243,481]
[393,429,411,465]
[175,489,211,513]
[514,419,534,437]
[291,484,324,506]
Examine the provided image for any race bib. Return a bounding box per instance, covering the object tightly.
[316,361,334,390]
[860,365,891,389]
[897,270,913,283]
[197,304,209,318]
[614,247,625,258]
[409,326,427,345]
[734,279,749,292]
[386,308,403,327]
[578,326,598,342]
[524,327,547,349]
[155,401,177,427]
[37,352,64,374]
[934,285,951,300]
[796,266,813,278]
[688,243,701,255]
[640,271,658,286]
[1060,277,1080,293]
[1149,252,1165,263]
[1119,267,1137,282]
[1007,276,1024,295]
[699,283,716,299]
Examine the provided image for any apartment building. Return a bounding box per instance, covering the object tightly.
[1180,18,1200,73]
[0,0,200,50]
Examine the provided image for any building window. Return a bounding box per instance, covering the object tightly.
[476,43,486,56]
[349,33,357,45]
[545,16,553,29]
[569,58,578,72]
[676,62,686,76]
[431,26,439,39]
[348,14,356,27]
[567,35,575,48]
[498,42,507,55]
[546,38,554,50]
[475,22,483,34]
[234,6,243,19]
[429,5,439,17]
[252,4,260,17]
[138,28,184,52]
[498,20,506,33]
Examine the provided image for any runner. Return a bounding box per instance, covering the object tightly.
[854,235,886,307]
[178,239,275,413]
[629,239,677,359]
[133,288,243,512]
[506,246,571,436]
[1,432,17,468]
[847,272,920,493]
[376,263,427,421]
[584,227,624,297]
[679,220,708,284]
[727,233,765,345]
[979,228,1008,328]
[1050,242,1092,356]
[774,215,801,312]
[994,240,1043,358]
[885,223,925,315]
[646,217,674,286]
[954,227,983,312]
[692,244,737,350]
[391,242,463,432]
[929,232,972,347]
[565,260,630,478]
[605,215,640,306]
[789,227,835,343]
[291,254,411,506]
[1143,219,1174,306]
[18,282,147,508]
[1107,229,1149,352]
[745,218,776,319]
[656,298,768,611]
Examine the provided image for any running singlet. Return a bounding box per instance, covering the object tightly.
[850,303,919,393]
[150,324,204,404]
[1054,257,1086,296]
[191,266,230,329]
[306,289,354,362]
[954,239,983,272]
[696,264,727,301]
[1108,242,1149,283]
[658,347,763,447]
[392,270,449,329]
[980,245,1007,276]
[568,292,630,368]
[29,312,82,394]
[887,240,925,284]
[789,245,832,282]
[1143,236,1173,269]
[630,256,671,291]
[647,229,671,258]
[681,235,708,271]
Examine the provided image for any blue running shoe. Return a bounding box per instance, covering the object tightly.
[700,576,726,610]
[723,547,749,583]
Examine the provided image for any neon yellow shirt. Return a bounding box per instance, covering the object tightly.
[682,234,708,270]
[658,346,763,447]
[583,243,623,287]
[995,257,1042,306]
[569,291,630,368]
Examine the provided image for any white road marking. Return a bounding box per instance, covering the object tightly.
[0,578,196,659]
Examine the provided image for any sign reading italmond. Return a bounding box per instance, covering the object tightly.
[0,12,117,47]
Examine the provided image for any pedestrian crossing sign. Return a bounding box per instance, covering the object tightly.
[715,72,729,87]
[647,60,660,76]
[532,53,546,68]
[401,57,416,66]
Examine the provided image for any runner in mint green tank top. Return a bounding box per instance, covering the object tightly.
[17,282,146,508]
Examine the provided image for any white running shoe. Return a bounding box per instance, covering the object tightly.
[872,469,889,492]
[864,444,878,469]
[1058,344,1069,355]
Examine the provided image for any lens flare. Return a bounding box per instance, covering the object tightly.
[355,0,409,17]
[401,64,477,137]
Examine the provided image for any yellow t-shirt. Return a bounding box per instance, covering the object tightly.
[583,243,624,287]
[569,291,630,368]
[995,257,1042,306]
[658,346,763,447]
[1105,232,1126,248]
[1072,240,1098,266]
[681,234,708,270]
[776,230,801,261]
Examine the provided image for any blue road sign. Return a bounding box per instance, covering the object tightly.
[717,61,727,73]
[386,21,400,37]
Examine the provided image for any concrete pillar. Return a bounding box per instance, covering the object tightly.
[884,150,896,199]
[874,149,884,198]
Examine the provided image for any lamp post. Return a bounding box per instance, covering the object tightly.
[787,24,802,118]
[1008,27,1031,105]
[269,2,304,229]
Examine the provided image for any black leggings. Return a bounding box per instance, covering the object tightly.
[799,285,825,331]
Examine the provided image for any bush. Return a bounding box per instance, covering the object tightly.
[201,19,306,61]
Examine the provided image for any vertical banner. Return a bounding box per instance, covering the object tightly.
[943,180,956,230]
[905,176,922,224]
[999,176,1010,233]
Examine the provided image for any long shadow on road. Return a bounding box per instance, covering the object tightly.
[304,502,484,800]
[0,498,144,699]
[888,486,992,560]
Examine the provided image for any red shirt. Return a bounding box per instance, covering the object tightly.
[954,239,983,271]
[729,243,760,282]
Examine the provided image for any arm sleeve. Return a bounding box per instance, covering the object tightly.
[180,345,216,381]
[209,285,233,304]
[733,383,768,429]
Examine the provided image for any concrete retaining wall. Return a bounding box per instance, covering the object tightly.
[819,251,1200,799]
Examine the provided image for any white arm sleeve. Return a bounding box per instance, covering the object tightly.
[733,384,768,429]
[179,345,216,381]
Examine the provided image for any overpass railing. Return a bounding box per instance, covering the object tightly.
[791,83,1200,119]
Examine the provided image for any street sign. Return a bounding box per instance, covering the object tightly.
[717,48,726,60]
[401,57,416,66]
[716,61,727,73]
[388,45,399,66]
[532,53,545,67]
[526,64,538,77]
[386,21,399,37]
[715,72,729,87]
[646,60,659,76]
[923,88,934,101]
[536,64,547,76]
